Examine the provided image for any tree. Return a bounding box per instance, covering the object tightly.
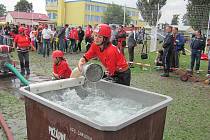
[103,4,131,25]
[0,4,6,17]
[171,15,179,25]
[14,0,33,13]
[186,0,210,30]
[136,0,167,26]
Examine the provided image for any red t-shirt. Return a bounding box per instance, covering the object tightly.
[84,43,128,76]
[53,60,72,79]
[69,29,79,40]
[14,34,30,48]
[85,27,92,37]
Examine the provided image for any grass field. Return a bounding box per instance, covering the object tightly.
[0,43,210,140]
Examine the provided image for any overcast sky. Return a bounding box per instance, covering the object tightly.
[1,0,188,24]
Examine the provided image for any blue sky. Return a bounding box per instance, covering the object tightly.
[2,0,188,24]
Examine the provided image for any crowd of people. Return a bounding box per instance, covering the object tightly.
[0,22,210,86]
[157,25,208,77]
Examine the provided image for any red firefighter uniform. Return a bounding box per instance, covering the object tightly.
[84,42,128,76]
[53,60,72,79]
[14,34,30,50]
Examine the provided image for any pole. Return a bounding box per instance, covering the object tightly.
[123,3,125,25]
[156,3,160,27]
[205,11,210,53]
[32,10,34,26]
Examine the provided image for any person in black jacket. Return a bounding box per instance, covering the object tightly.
[57,24,68,51]
[161,26,174,77]
[190,30,205,74]
[77,26,84,52]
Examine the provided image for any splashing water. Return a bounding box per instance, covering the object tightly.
[45,86,147,125]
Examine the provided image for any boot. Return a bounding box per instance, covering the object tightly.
[160,72,169,77]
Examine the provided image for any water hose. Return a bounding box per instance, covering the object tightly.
[4,62,29,86]
[0,113,14,140]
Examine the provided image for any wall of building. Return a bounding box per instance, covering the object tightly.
[65,1,86,26]
[46,0,145,27]
[57,0,65,26]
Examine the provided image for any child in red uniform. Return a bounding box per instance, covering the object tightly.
[78,24,131,86]
[52,50,72,80]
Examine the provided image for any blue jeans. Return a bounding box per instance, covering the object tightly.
[190,49,201,71]
[59,38,65,51]
[43,39,50,57]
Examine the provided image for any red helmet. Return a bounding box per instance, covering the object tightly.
[18,27,25,33]
[52,50,64,58]
[94,24,111,38]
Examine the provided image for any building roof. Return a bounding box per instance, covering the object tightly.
[8,11,49,21]
[0,16,6,20]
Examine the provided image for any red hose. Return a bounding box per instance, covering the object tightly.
[0,113,14,140]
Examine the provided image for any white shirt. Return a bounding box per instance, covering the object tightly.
[42,28,51,39]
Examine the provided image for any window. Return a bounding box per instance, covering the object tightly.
[85,4,91,11]
[95,6,100,12]
[53,13,57,19]
[46,0,57,3]
[48,13,51,19]
[48,12,57,19]
[91,5,95,11]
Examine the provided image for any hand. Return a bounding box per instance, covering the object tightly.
[78,57,86,72]
[52,72,59,79]
[104,71,109,76]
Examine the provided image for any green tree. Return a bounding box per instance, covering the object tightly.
[0,4,6,17]
[14,0,33,13]
[171,15,179,25]
[136,0,167,26]
[103,4,131,25]
[186,0,210,30]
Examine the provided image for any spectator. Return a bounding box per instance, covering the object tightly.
[117,25,127,55]
[69,27,79,52]
[58,24,68,51]
[85,25,93,51]
[161,26,174,77]
[171,27,185,68]
[190,30,205,74]
[78,26,85,52]
[42,24,51,57]
[127,24,137,68]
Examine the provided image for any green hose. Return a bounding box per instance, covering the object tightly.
[4,62,29,86]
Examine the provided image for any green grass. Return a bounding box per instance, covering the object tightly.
[1,43,210,140]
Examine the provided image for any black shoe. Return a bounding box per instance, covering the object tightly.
[160,73,169,77]
[129,63,134,68]
[21,71,25,76]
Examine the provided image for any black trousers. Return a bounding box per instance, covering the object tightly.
[163,47,172,73]
[128,46,135,62]
[104,69,131,86]
[78,40,83,52]
[18,51,30,75]
[171,48,179,68]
